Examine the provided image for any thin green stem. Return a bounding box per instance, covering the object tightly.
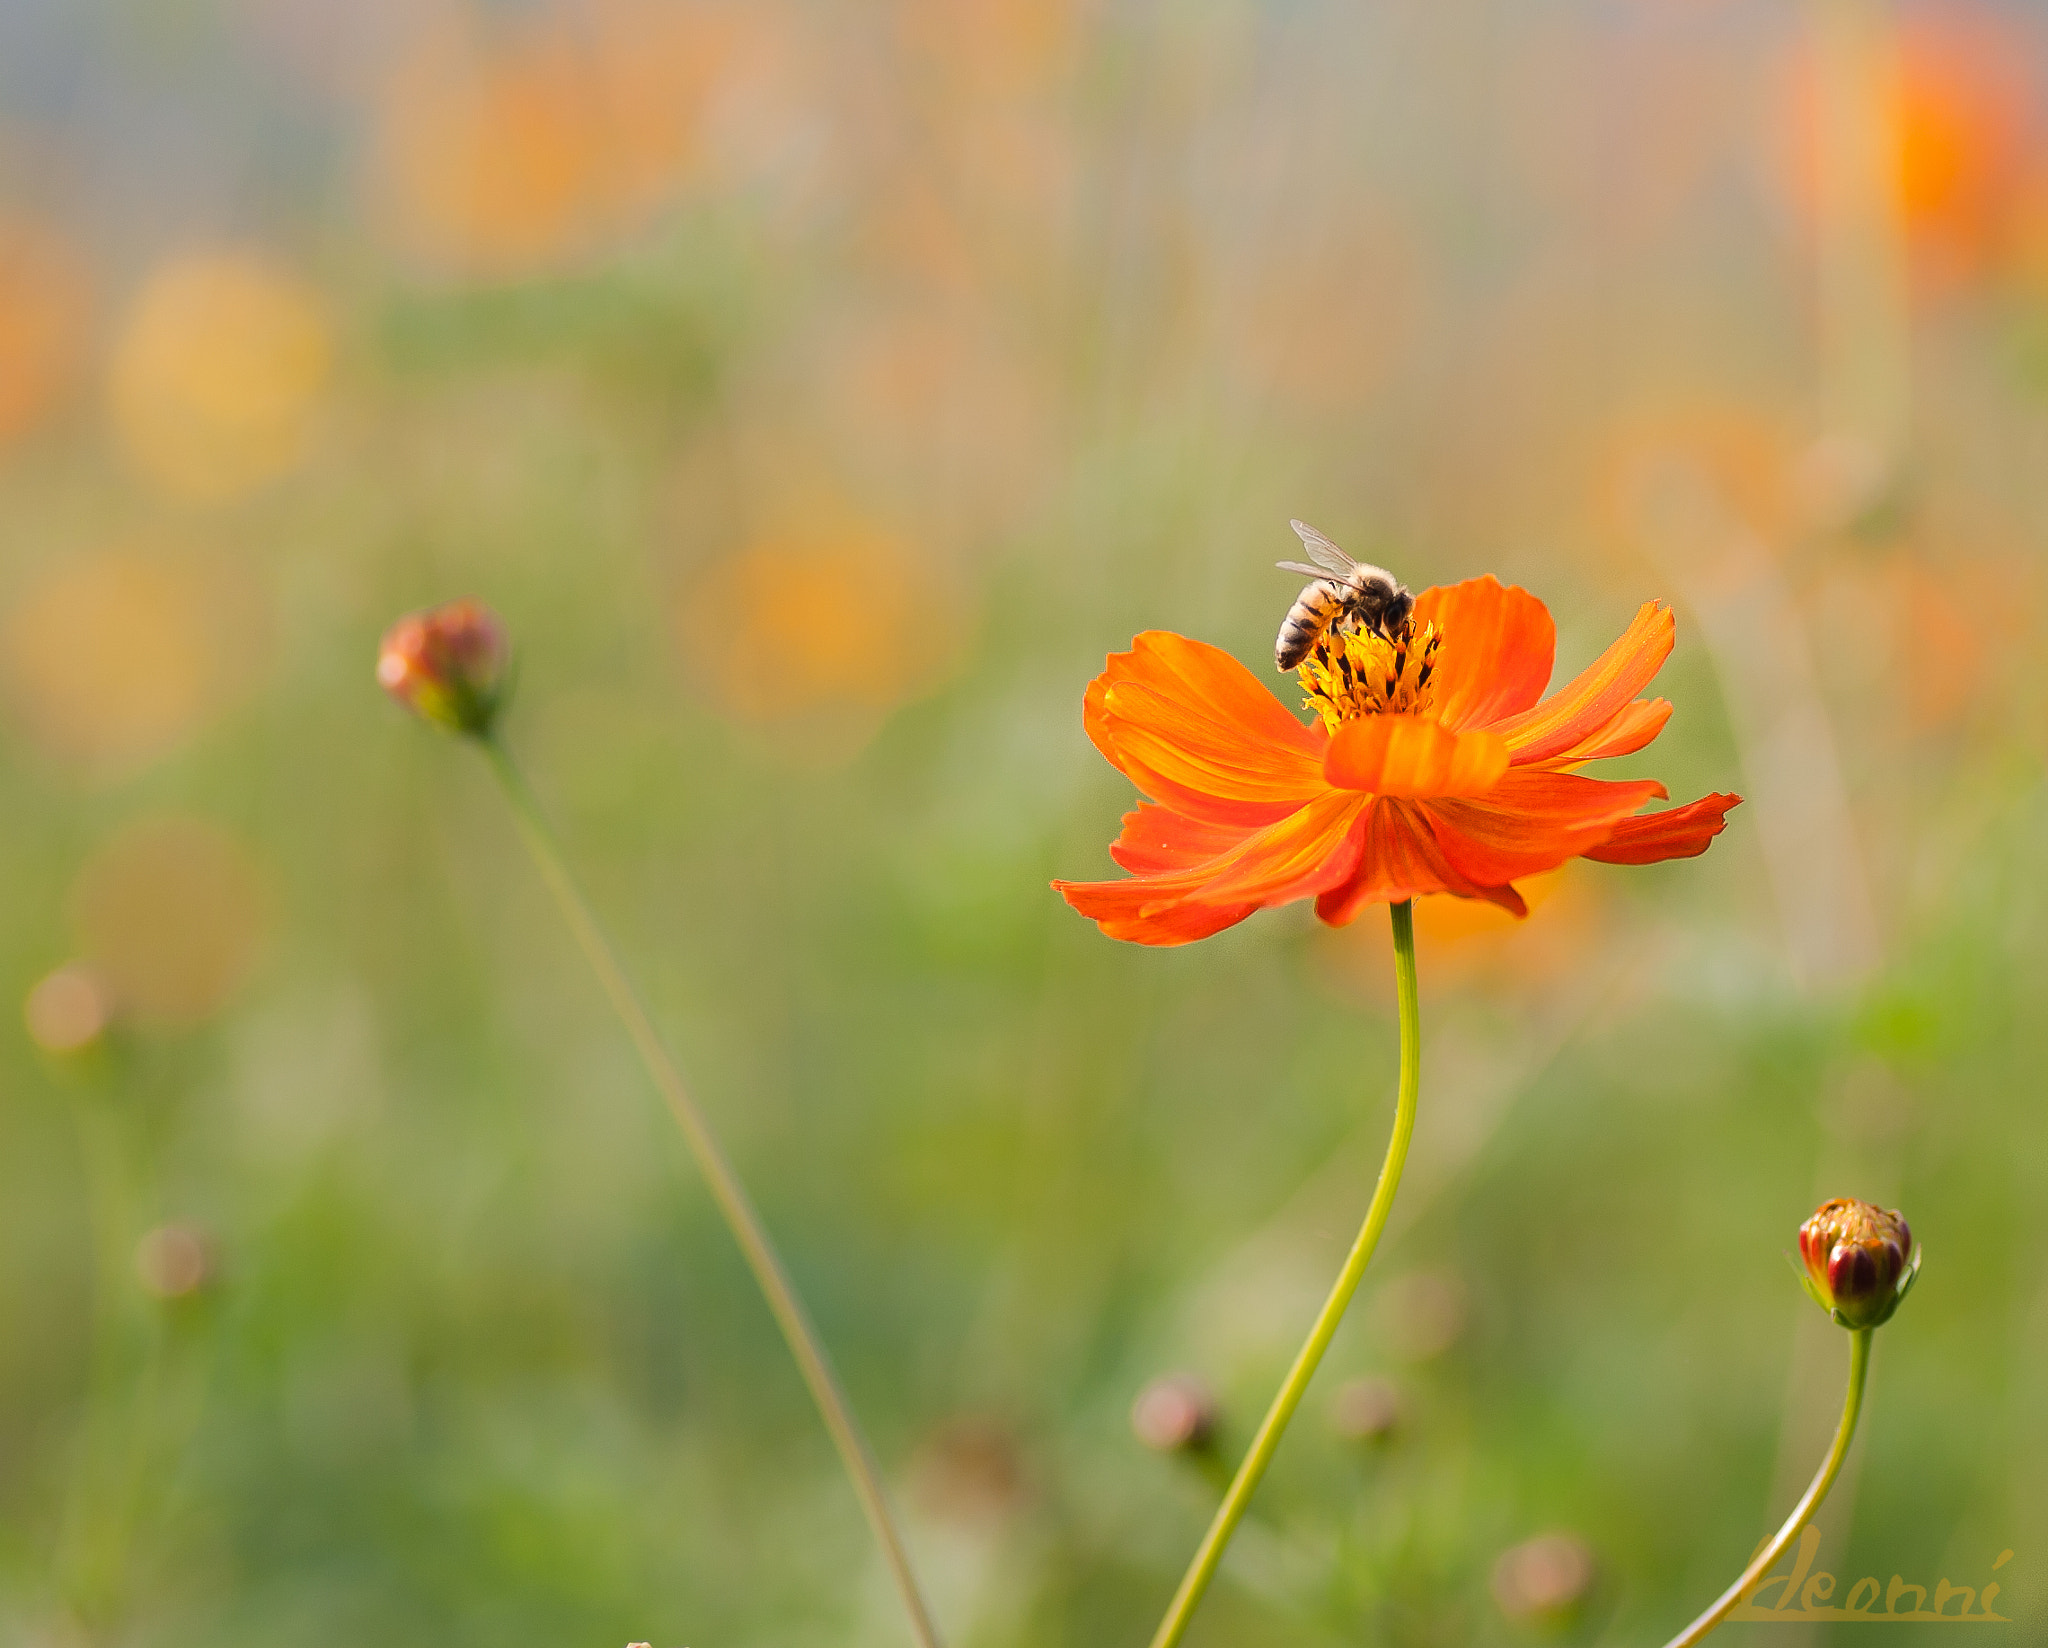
[480,737,943,1648]
[1146,898,1423,1648]
[1663,1327,1872,1648]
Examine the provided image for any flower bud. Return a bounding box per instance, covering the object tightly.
[376,600,509,737]
[135,1223,213,1300]
[1131,1373,1217,1454]
[1491,1531,1597,1625]
[1797,1197,1918,1330]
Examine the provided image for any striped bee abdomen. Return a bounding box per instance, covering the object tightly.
[1276,580,1350,671]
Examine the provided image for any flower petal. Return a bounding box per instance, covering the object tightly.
[1524,697,1672,768]
[1087,631,1328,826]
[1109,803,1256,875]
[1411,576,1556,730]
[1055,792,1367,943]
[1425,771,1669,884]
[1312,799,1529,925]
[1582,792,1742,864]
[1492,600,1675,764]
[1187,791,1368,904]
[1324,714,1510,797]
[1053,876,1257,946]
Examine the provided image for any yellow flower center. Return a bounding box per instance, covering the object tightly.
[1297,618,1441,731]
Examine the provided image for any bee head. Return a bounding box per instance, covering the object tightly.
[1355,575,1413,638]
[1383,585,1415,633]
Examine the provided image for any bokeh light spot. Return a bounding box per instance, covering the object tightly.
[70,816,268,1028]
[135,1224,213,1299]
[1329,1376,1401,1444]
[1129,1373,1217,1454]
[108,251,332,503]
[907,1416,1026,1528]
[1491,1530,1598,1624]
[368,3,769,278]
[1891,13,2035,275]
[1375,1268,1468,1362]
[1,550,225,772]
[680,519,960,747]
[22,962,113,1054]
[0,219,90,446]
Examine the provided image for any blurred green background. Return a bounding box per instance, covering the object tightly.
[2,1,2044,1643]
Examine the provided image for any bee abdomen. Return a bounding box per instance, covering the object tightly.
[1276,582,1345,671]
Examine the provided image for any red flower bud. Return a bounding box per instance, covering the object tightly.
[376,600,509,737]
[1797,1197,1918,1330]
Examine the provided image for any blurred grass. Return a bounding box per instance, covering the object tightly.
[3,1,2047,1645]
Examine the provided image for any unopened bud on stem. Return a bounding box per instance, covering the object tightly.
[1797,1197,1918,1330]
[377,599,509,737]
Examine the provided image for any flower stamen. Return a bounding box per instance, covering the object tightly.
[1298,618,1441,730]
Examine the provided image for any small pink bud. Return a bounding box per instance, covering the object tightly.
[136,1223,213,1299]
[1131,1373,1217,1454]
[1491,1531,1597,1624]
[1797,1197,1917,1330]
[377,600,509,737]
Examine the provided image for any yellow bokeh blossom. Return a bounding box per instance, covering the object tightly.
[108,251,331,503]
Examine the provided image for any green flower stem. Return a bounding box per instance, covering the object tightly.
[1146,898,1423,1648]
[1664,1326,1873,1648]
[481,737,944,1648]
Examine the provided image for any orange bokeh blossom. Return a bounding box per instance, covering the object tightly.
[1056,576,1740,944]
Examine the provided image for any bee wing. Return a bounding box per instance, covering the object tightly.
[1289,519,1359,576]
[1275,560,1334,579]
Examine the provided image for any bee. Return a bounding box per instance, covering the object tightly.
[1274,519,1414,671]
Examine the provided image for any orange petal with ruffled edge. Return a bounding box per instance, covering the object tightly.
[1583,792,1743,864]
[1110,803,1258,874]
[1492,601,1674,764]
[1053,878,1257,945]
[1056,792,1367,943]
[1527,696,1673,768]
[1410,576,1556,731]
[1426,771,1669,885]
[1313,800,1528,926]
[1086,632,1327,826]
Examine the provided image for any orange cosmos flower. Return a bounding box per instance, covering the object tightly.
[1056,577,1740,945]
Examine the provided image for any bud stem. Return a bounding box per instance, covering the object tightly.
[1145,897,1423,1648]
[479,736,944,1648]
[1663,1326,1873,1647]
